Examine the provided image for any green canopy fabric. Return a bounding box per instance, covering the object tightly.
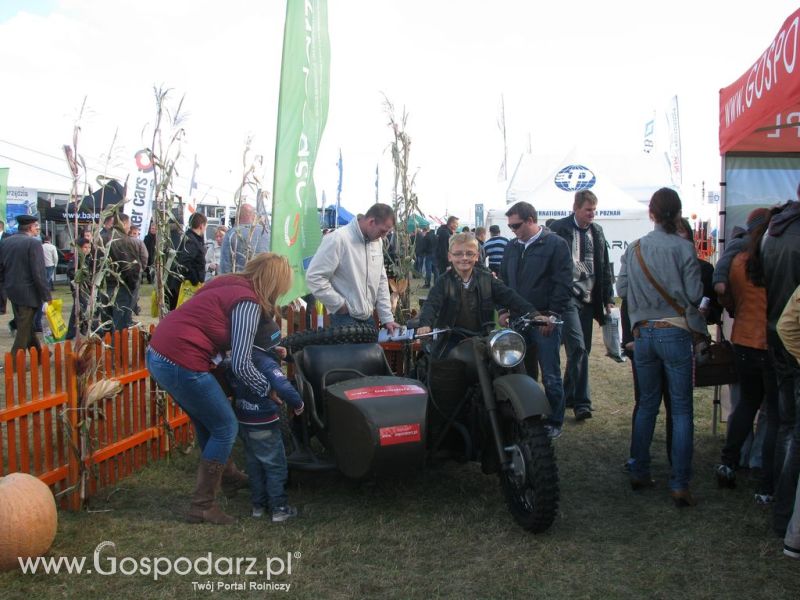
[406,213,430,232]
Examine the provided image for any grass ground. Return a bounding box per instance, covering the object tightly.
[0,284,797,599]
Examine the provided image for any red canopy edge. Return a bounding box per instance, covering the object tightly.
[719,8,800,154]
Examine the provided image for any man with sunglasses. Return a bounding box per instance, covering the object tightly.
[499,202,572,439]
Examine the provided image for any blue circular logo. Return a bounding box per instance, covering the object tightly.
[554,165,596,192]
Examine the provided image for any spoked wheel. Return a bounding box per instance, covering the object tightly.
[500,418,559,533]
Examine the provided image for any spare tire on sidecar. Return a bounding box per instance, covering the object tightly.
[286,329,428,480]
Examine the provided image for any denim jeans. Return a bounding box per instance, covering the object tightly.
[768,329,800,535]
[146,348,238,463]
[239,424,288,509]
[562,299,594,411]
[424,256,437,287]
[526,324,565,427]
[45,266,55,289]
[721,344,779,494]
[329,313,375,328]
[630,325,694,491]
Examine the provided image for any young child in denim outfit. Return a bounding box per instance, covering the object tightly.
[227,317,304,522]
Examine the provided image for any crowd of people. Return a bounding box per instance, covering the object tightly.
[1,189,799,559]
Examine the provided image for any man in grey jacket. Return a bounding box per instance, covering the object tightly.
[219,203,270,274]
[306,203,399,334]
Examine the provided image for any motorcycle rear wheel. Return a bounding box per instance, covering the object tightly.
[500,418,559,533]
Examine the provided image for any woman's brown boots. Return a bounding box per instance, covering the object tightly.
[187,459,235,524]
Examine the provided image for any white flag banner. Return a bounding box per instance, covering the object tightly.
[125,149,155,238]
[665,96,682,186]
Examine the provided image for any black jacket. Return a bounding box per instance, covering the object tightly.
[418,268,533,330]
[171,229,207,287]
[549,215,614,325]
[763,201,800,330]
[0,233,51,307]
[143,232,156,267]
[435,224,453,273]
[500,229,572,315]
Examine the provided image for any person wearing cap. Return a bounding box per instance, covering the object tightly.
[226,316,304,522]
[0,214,51,354]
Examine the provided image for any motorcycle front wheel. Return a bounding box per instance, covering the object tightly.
[500,418,559,533]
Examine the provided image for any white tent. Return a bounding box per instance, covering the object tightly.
[507,149,653,278]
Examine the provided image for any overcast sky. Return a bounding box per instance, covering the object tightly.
[0,0,797,220]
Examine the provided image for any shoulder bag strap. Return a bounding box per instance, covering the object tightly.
[633,241,686,317]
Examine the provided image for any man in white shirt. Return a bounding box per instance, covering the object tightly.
[41,235,60,291]
[306,203,399,334]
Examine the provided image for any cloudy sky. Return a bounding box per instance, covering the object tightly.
[0,0,797,220]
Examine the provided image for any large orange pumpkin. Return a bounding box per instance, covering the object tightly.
[0,472,58,572]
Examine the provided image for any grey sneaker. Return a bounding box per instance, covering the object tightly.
[271,505,298,523]
[544,425,562,440]
[754,493,774,505]
[252,506,265,518]
[715,464,736,488]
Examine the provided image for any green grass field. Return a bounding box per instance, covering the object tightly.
[1,326,796,599]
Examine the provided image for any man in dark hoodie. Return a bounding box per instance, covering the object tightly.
[761,186,800,537]
[436,216,459,275]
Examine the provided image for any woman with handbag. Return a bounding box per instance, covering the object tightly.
[146,253,293,524]
[712,209,779,503]
[617,188,704,507]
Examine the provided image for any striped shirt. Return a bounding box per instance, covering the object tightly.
[230,301,272,397]
[483,235,509,268]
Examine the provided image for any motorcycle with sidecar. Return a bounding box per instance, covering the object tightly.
[280,315,559,533]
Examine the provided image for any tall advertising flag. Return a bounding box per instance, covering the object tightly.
[272,0,330,302]
[0,168,8,227]
[665,95,682,186]
[125,149,155,239]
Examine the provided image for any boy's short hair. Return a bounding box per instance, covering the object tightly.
[448,232,479,251]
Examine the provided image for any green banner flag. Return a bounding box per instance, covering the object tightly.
[272,0,330,302]
[0,168,8,230]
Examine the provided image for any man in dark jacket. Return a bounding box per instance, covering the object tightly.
[436,216,459,275]
[500,202,572,438]
[167,213,208,311]
[416,232,533,338]
[106,213,142,331]
[761,194,800,537]
[0,214,51,354]
[423,227,438,287]
[549,190,615,421]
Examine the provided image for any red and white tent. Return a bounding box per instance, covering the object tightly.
[719,8,800,246]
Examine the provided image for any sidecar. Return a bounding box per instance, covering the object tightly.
[287,342,428,479]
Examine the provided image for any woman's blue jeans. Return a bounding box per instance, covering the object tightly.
[239,424,288,509]
[146,348,238,463]
[630,325,694,491]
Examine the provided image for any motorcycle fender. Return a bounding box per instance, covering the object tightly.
[492,374,551,420]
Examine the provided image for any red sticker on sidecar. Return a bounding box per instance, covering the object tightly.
[343,384,426,400]
[379,424,422,446]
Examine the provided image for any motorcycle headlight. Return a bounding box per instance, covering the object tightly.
[488,329,526,367]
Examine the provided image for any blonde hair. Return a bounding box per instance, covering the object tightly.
[221,253,292,317]
[448,232,479,251]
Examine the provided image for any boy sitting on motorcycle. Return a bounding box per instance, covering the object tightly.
[416,232,534,338]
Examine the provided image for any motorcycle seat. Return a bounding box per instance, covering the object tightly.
[299,343,393,410]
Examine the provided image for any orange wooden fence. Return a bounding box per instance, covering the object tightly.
[0,327,191,510]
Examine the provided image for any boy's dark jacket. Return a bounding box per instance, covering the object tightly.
[227,348,303,428]
[418,267,533,329]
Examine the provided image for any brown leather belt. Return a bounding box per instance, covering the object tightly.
[633,320,676,338]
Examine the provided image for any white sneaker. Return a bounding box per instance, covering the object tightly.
[544,425,562,440]
[784,544,800,559]
[251,506,264,518]
[271,505,298,522]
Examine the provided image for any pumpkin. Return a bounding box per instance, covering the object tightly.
[0,472,58,572]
